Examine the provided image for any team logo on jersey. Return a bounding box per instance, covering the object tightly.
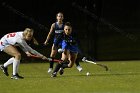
[55,30,64,34]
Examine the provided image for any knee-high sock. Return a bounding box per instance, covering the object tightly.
[53,63,62,73]
[75,58,80,66]
[50,57,54,68]
[16,61,20,74]
[62,63,69,68]
[13,59,20,75]
[4,57,14,67]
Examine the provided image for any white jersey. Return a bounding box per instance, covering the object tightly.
[0,32,43,57]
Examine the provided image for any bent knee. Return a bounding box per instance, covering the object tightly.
[68,64,73,68]
[14,53,21,60]
[68,65,73,68]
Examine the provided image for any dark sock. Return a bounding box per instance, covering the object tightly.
[75,59,80,66]
[62,62,69,68]
[50,57,54,68]
[53,63,62,73]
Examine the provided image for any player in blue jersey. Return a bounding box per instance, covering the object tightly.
[44,12,82,73]
[51,22,80,77]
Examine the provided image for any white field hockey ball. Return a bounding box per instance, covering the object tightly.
[58,48,63,53]
[86,72,90,76]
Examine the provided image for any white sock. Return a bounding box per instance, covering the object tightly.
[4,57,14,67]
[13,59,20,75]
[16,61,20,74]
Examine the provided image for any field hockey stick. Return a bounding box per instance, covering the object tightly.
[29,55,63,63]
[82,57,109,71]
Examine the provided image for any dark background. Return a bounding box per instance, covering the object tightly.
[0,0,140,61]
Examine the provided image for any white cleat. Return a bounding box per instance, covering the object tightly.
[48,68,53,73]
[76,66,83,72]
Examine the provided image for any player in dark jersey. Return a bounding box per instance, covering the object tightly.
[44,12,64,73]
[51,22,80,77]
[44,12,82,73]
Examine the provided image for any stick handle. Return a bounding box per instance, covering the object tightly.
[29,55,62,63]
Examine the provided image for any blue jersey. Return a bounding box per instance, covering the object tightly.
[53,22,64,46]
[61,33,79,53]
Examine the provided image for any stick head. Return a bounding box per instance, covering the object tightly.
[105,66,109,71]
[82,57,87,62]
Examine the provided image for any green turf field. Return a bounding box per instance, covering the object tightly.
[0,60,140,93]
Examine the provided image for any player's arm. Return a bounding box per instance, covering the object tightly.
[19,40,47,59]
[44,23,55,45]
[32,37,39,45]
[71,34,78,45]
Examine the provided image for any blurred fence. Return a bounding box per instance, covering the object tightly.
[0,0,140,62]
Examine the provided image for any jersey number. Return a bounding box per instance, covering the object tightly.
[7,33,16,38]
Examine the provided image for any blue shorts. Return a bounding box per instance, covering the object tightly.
[53,37,62,47]
[61,40,79,53]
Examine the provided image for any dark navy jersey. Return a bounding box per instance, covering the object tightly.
[54,22,64,38]
[53,22,64,46]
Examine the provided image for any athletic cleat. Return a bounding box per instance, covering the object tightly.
[59,68,64,75]
[51,72,57,77]
[48,68,53,73]
[11,73,24,79]
[76,66,83,72]
[16,73,24,79]
[11,75,18,80]
[0,65,9,76]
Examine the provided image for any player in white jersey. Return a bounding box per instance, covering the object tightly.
[0,28,47,79]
